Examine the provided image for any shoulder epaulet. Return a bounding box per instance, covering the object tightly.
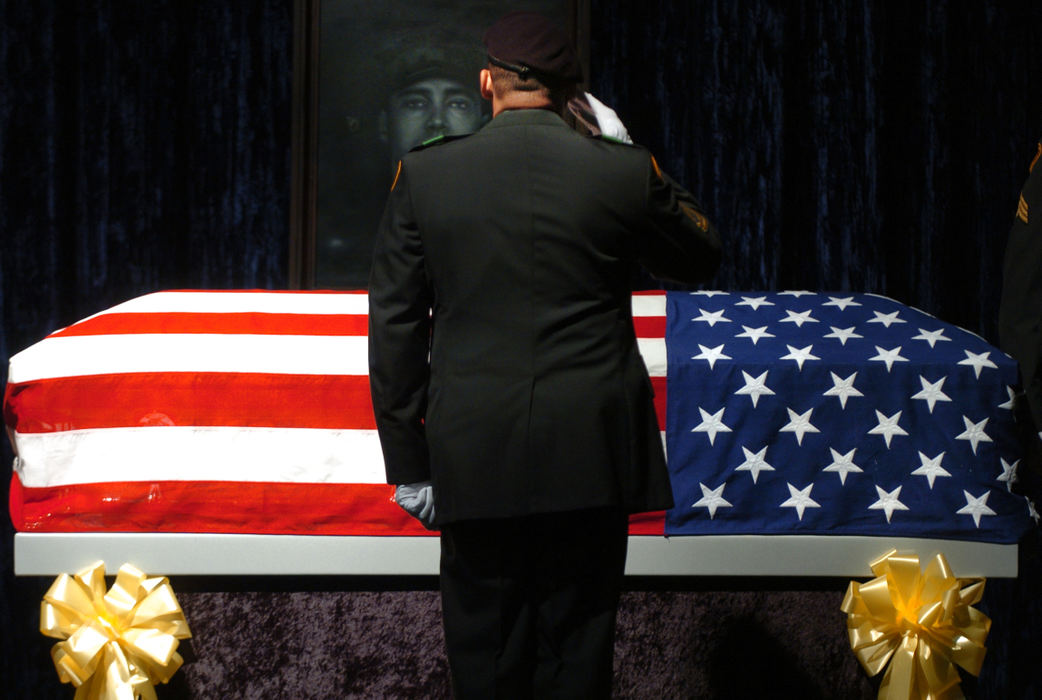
[409,132,472,152]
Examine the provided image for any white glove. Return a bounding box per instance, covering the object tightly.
[395,481,436,529]
[567,92,633,144]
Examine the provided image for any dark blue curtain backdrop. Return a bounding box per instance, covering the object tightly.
[2,0,1040,697]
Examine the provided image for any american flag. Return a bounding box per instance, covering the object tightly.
[664,291,1034,543]
[4,290,1032,543]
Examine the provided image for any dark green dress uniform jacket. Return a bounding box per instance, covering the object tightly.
[368,108,721,525]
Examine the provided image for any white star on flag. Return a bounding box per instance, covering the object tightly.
[735,296,774,310]
[735,370,775,407]
[910,451,951,488]
[957,490,996,527]
[692,308,732,327]
[868,310,906,327]
[692,344,731,369]
[780,344,820,370]
[869,345,909,372]
[823,296,862,311]
[691,290,728,297]
[692,407,732,445]
[691,482,732,519]
[779,290,814,297]
[780,407,820,445]
[868,485,909,523]
[998,458,1018,490]
[822,447,863,484]
[780,309,819,327]
[910,376,952,413]
[735,445,775,483]
[955,416,992,455]
[958,350,998,378]
[868,410,908,447]
[823,326,863,345]
[912,328,951,348]
[735,325,775,344]
[780,483,821,521]
[823,372,863,408]
[999,386,1016,410]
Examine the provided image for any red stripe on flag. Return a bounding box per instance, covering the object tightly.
[50,312,369,337]
[651,375,667,427]
[627,510,666,535]
[10,474,430,535]
[6,373,376,432]
[10,474,667,536]
[632,316,666,337]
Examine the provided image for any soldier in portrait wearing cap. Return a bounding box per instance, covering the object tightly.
[368,11,721,697]
[377,30,492,168]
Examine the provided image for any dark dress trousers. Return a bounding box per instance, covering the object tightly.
[368,107,720,698]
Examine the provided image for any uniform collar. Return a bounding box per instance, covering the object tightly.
[481,108,569,130]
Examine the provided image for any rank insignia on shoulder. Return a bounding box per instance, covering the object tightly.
[1018,192,1029,224]
[409,132,471,152]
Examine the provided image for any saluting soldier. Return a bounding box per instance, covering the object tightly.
[999,134,1042,508]
[368,11,721,698]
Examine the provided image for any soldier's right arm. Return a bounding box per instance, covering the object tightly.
[638,154,722,285]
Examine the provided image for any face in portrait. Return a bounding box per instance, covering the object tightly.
[382,75,487,167]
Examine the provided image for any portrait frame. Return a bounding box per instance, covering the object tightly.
[289,0,589,290]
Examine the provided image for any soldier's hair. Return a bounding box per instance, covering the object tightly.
[488,64,574,111]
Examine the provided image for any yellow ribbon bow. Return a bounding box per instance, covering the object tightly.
[841,549,990,700]
[40,561,192,700]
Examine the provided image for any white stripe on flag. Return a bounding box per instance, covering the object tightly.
[80,291,370,318]
[631,294,667,317]
[14,426,385,487]
[9,334,369,382]
[637,338,667,377]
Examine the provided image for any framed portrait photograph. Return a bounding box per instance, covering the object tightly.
[290,0,587,289]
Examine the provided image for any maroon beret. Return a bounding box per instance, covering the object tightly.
[483,11,582,83]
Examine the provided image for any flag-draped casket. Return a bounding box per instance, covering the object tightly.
[4,290,1034,544]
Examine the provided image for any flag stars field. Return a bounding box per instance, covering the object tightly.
[661,291,1032,541]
